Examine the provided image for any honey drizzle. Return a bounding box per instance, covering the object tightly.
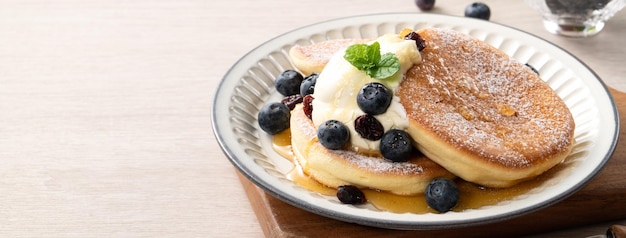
[272,130,555,214]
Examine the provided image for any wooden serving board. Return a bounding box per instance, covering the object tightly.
[238,88,626,237]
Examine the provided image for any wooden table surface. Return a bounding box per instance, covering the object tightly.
[1,0,625,237]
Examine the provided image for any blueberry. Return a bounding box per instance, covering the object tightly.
[415,0,435,11]
[379,129,413,162]
[357,82,393,115]
[317,120,350,150]
[464,2,491,20]
[425,178,460,213]
[257,102,290,135]
[337,185,366,204]
[275,70,304,96]
[300,73,318,96]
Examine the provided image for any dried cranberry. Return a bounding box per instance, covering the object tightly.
[337,185,366,204]
[354,114,384,141]
[302,94,314,119]
[281,94,303,110]
[404,32,427,51]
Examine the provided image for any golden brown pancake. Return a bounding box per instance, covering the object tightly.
[290,104,455,195]
[397,28,575,188]
[289,39,370,75]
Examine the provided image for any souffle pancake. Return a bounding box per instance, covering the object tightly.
[289,39,370,76]
[290,104,455,195]
[397,28,575,188]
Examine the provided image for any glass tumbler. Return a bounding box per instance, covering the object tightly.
[526,0,626,37]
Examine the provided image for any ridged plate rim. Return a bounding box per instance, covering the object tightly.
[211,13,619,230]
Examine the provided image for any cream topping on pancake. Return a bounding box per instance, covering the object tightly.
[311,34,422,153]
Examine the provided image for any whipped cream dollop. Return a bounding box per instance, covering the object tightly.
[311,33,422,153]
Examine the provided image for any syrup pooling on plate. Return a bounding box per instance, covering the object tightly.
[272,131,563,214]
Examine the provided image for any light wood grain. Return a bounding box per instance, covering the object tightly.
[0,0,624,237]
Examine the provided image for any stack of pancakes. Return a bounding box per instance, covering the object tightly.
[287,28,575,195]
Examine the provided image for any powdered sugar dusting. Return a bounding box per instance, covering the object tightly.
[330,149,425,175]
[294,106,430,176]
[295,39,370,64]
[399,28,575,168]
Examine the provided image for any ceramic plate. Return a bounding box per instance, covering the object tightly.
[211,13,619,230]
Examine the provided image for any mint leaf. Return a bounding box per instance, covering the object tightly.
[366,42,382,65]
[344,43,377,70]
[372,52,401,79]
[343,41,400,80]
